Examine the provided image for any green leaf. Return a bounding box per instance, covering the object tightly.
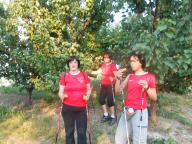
[157,25,167,32]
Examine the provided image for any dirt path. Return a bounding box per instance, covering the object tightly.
[5,136,40,144]
[181,105,192,121]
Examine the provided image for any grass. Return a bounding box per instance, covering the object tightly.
[157,92,192,128]
[0,84,116,143]
[4,104,115,143]
[0,86,62,143]
[0,106,29,140]
[0,85,59,106]
[0,106,26,120]
[0,104,64,143]
[32,90,59,104]
[0,106,14,118]
[148,138,177,144]
[0,86,25,95]
[0,85,192,143]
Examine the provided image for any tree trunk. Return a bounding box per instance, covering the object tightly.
[150,101,157,124]
[149,0,159,125]
[26,87,33,106]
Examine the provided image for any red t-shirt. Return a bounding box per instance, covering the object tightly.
[59,72,90,107]
[101,63,117,85]
[125,72,156,110]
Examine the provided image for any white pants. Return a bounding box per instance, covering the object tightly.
[115,108,148,144]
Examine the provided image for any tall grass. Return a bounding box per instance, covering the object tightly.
[0,105,64,143]
[0,86,61,143]
[0,106,25,120]
[0,86,25,95]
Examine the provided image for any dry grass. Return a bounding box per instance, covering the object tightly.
[0,86,192,144]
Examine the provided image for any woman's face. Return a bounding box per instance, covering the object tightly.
[103,55,111,64]
[130,56,142,71]
[69,59,79,71]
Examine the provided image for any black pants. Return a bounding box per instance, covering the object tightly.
[99,84,115,107]
[62,104,87,144]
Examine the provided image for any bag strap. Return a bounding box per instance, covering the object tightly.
[81,71,86,84]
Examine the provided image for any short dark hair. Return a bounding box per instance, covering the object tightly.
[103,52,112,60]
[128,52,146,69]
[66,55,80,68]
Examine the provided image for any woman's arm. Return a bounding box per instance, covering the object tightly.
[114,68,129,93]
[147,88,157,101]
[138,80,157,101]
[115,75,129,93]
[58,85,68,102]
[86,83,92,98]
[91,68,102,75]
[83,83,92,101]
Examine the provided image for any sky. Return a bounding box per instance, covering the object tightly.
[112,11,124,26]
[0,0,11,5]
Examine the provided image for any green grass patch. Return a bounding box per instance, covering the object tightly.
[157,93,180,107]
[148,138,177,144]
[0,106,29,140]
[0,86,25,95]
[0,106,26,120]
[32,90,59,104]
[158,109,192,127]
[157,93,192,128]
[0,86,59,104]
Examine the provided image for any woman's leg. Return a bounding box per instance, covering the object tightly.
[99,85,110,122]
[75,110,87,144]
[62,106,75,144]
[131,109,148,144]
[115,112,132,144]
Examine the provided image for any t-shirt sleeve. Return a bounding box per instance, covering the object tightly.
[84,72,90,84]
[100,63,103,68]
[148,74,156,88]
[59,74,66,86]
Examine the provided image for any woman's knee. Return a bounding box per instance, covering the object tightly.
[99,95,106,105]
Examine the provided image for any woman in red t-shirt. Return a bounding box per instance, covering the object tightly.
[58,56,91,144]
[114,52,157,144]
[91,52,117,126]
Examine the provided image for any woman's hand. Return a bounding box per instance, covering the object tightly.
[114,68,127,79]
[83,95,89,101]
[127,108,135,116]
[61,94,68,101]
[138,80,149,90]
[109,77,114,83]
[139,80,157,101]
